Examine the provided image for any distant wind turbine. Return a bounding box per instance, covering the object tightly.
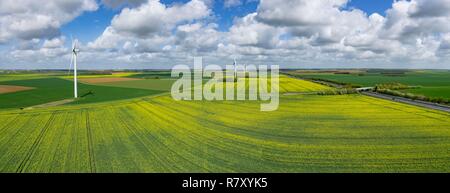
[69,38,80,98]
[233,58,246,79]
[233,58,237,79]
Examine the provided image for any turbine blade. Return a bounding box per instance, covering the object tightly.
[71,35,74,50]
[74,39,79,50]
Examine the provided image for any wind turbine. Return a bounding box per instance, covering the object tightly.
[233,58,237,80]
[69,38,80,98]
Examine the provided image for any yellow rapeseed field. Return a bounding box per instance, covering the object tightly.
[0,77,448,172]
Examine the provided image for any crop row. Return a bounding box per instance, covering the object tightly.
[0,93,448,172]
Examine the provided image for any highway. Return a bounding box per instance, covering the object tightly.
[361,91,450,113]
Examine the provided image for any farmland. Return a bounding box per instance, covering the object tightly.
[92,79,176,91]
[0,78,163,109]
[0,85,34,94]
[285,70,450,99]
[278,76,331,93]
[0,72,449,172]
[0,73,330,110]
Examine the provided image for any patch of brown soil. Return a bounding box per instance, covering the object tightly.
[79,77,140,84]
[0,85,34,94]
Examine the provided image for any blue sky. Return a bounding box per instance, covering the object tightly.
[60,5,118,43]
[59,0,261,41]
[1,0,449,69]
[60,0,394,44]
[347,0,393,15]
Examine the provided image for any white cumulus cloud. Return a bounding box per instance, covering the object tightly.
[0,0,98,42]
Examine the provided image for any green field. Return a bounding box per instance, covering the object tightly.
[86,75,332,94]
[286,70,450,99]
[1,73,330,109]
[127,71,173,79]
[0,78,163,109]
[95,79,176,91]
[0,73,449,172]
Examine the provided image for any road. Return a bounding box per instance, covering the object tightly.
[282,73,450,113]
[361,91,450,113]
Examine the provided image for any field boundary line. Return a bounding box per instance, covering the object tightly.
[16,112,57,173]
[282,73,342,88]
[85,110,96,173]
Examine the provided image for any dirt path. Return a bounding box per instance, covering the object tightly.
[24,99,75,110]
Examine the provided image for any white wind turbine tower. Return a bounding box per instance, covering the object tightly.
[233,58,237,79]
[69,38,80,98]
[233,58,246,79]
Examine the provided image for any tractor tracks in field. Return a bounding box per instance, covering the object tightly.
[113,108,177,171]
[85,110,96,173]
[0,114,22,136]
[132,102,214,172]
[16,112,57,173]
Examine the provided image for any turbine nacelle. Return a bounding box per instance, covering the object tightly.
[72,39,80,54]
